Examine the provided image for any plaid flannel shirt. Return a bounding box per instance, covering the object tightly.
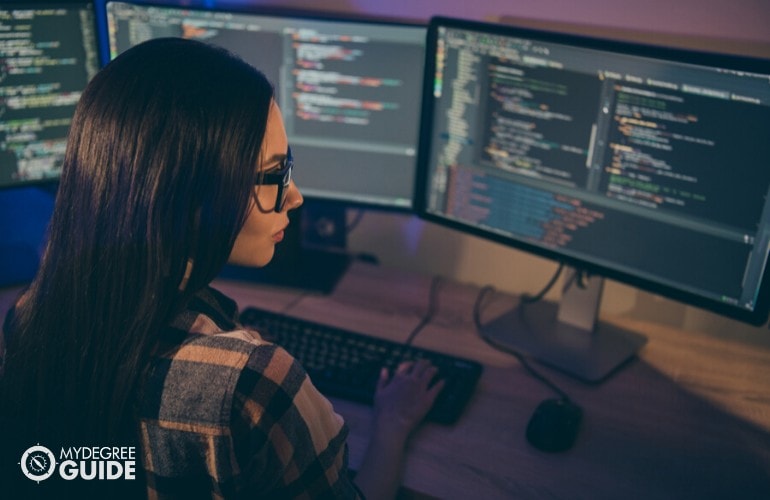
[140,286,362,499]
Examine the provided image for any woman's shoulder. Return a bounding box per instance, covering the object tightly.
[143,327,294,426]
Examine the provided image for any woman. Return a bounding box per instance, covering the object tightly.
[0,38,441,498]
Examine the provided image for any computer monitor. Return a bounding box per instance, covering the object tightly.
[0,2,100,287]
[104,1,426,291]
[0,2,100,189]
[105,1,425,210]
[416,17,770,381]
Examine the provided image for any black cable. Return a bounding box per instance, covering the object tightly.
[281,291,311,314]
[404,275,444,346]
[520,263,565,304]
[473,285,573,401]
[345,209,366,233]
[573,269,589,289]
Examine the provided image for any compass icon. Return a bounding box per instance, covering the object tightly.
[20,445,57,482]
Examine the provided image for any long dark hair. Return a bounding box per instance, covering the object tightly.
[1,37,273,462]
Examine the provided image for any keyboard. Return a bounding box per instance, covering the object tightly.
[239,306,483,425]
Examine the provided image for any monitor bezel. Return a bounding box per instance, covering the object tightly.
[414,15,770,326]
[101,0,427,213]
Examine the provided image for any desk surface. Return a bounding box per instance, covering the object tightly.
[214,261,770,500]
[3,261,770,499]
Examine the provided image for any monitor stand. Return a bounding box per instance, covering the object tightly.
[217,202,352,294]
[480,267,647,383]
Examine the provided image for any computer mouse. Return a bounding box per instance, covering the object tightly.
[526,397,583,452]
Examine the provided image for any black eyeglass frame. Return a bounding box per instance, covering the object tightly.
[255,145,293,213]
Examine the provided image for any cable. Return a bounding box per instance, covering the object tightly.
[345,209,366,233]
[473,285,573,402]
[280,291,311,314]
[278,273,443,347]
[404,275,444,346]
[520,263,564,304]
[573,269,590,290]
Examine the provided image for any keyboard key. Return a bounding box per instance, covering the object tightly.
[239,306,483,424]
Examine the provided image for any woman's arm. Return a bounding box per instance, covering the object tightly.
[354,360,444,500]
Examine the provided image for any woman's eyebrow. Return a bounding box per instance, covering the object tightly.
[265,152,285,163]
[261,152,286,172]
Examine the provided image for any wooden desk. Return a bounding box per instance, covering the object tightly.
[3,261,770,498]
[214,261,770,499]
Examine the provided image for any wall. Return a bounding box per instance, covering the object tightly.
[237,0,770,342]
[222,0,770,52]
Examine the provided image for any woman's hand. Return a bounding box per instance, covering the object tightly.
[354,359,445,500]
[372,359,445,440]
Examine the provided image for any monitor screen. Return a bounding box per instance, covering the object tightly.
[416,17,770,327]
[105,1,426,210]
[0,2,100,189]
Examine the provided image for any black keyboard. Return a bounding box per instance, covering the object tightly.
[239,306,483,425]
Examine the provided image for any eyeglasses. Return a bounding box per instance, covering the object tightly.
[255,145,293,213]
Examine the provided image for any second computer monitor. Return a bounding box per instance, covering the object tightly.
[417,17,770,326]
[105,1,426,210]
